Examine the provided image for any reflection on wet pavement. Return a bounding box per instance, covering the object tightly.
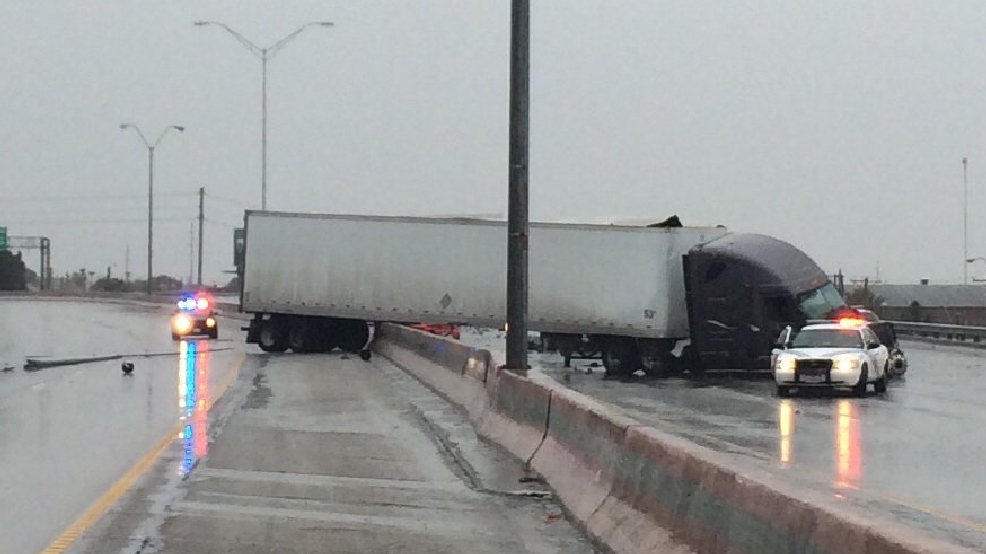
[179,340,210,477]
[0,300,242,554]
[833,400,861,490]
[778,399,793,466]
[456,328,986,551]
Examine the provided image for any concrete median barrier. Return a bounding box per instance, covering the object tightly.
[374,323,493,422]
[375,323,550,461]
[530,387,638,523]
[591,425,975,554]
[377,323,488,378]
[478,367,554,462]
[372,322,977,554]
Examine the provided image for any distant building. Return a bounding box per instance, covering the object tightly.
[864,284,986,325]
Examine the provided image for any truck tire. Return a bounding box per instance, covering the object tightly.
[258,321,288,353]
[601,338,639,377]
[681,345,704,376]
[638,339,675,378]
[287,320,314,353]
[336,320,370,353]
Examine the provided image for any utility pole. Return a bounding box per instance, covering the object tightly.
[505,0,530,373]
[198,187,205,286]
[125,244,130,283]
[963,157,969,285]
[188,220,195,287]
[149,145,155,293]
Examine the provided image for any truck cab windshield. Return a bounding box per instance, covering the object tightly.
[796,283,845,320]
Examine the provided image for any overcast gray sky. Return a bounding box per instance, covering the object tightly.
[2,1,985,285]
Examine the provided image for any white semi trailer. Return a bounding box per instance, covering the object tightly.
[239,211,845,376]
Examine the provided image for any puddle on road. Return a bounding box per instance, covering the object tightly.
[243,372,273,410]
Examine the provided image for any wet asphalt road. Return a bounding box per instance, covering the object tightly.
[75,338,597,553]
[0,300,242,554]
[462,329,986,551]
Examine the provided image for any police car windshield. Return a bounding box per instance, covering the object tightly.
[790,328,862,349]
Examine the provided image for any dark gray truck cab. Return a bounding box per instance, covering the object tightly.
[684,233,846,372]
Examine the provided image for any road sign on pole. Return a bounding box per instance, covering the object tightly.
[0,227,7,250]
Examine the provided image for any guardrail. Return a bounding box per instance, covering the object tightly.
[0,291,245,318]
[887,320,986,343]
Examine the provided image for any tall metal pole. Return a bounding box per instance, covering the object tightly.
[194,21,332,210]
[198,187,205,285]
[505,0,530,373]
[121,123,183,294]
[964,157,968,285]
[147,146,155,295]
[261,52,269,210]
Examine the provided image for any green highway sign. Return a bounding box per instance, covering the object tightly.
[0,227,6,250]
[233,228,245,268]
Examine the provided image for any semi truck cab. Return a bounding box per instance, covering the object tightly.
[683,233,846,372]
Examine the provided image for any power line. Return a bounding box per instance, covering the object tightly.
[0,216,195,225]
[208,202,250,215]
[205,192,250,208]
[0,191,196,202]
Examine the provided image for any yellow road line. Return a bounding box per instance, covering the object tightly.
[37,424,181,554]
[39,347,247,554]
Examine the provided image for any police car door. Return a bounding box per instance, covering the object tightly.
[863,328,887,375]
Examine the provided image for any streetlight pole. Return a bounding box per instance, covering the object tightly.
[194,20,333,211]
[120,124,185,295]
[964,157,969,285]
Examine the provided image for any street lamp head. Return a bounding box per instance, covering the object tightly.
[173,126,186,132]
[119,123,133,130]
[316,21,334,27]
[193,21,211,26]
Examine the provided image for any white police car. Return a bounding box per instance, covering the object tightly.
[773,318,889,397]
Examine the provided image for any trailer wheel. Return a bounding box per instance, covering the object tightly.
[638,339,676,378]
[258,321,288,353]
[336,320,371,353]
[576,347,600,358]
[681,345,704,376]
[601,338,639,377]
[287,320,314,353]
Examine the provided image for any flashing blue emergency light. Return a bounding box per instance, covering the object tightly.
[178,294,208,311]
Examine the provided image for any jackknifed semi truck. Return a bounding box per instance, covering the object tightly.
[239,211,846,376]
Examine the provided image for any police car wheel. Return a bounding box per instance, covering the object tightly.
[776,385,792,398]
